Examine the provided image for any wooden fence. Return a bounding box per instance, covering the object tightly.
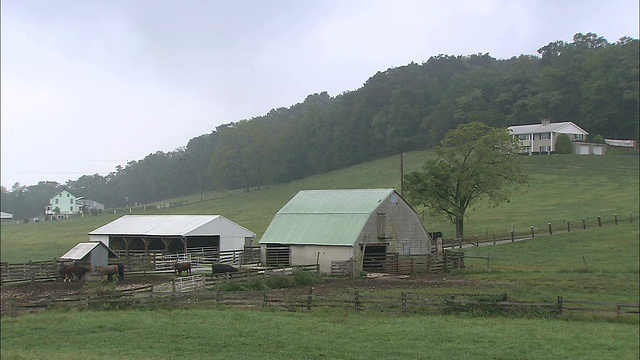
[438,211,637,249]
[4,289,637,318]
[0,247,262,284]
[331,250,465,277]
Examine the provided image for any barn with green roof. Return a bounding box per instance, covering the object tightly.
[259,189,432,275]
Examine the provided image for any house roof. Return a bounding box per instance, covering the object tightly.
[508,121,588,136]
[259,189,396,246]
[60,242,119,260]
[88,215,256,237]
[51,187,78,199]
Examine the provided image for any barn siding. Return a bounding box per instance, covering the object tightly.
[290,245,353,274]
[359,194,431,255]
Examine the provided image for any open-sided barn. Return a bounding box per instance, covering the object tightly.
[88,215,256,256]
[259,189,432,275]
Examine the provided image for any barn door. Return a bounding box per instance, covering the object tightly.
[363,245,386,271]
[265,245,290,267]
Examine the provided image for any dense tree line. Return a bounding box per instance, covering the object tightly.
[2,33,637,219]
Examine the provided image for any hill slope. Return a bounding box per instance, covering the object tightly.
[1,151,638,262]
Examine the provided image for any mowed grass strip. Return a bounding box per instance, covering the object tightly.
[1,308,638,360]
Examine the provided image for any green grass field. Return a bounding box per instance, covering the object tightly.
[1,308,638,360]
[1,152,639,359]
[1,152,638,263]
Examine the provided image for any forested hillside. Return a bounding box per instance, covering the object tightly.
[2,33,638,219]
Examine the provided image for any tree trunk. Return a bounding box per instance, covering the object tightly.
[455,216,464,239]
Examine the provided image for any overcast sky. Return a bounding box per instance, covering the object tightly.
[2,0,638,189]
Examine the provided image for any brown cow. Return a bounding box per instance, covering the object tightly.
[173,262,192,276]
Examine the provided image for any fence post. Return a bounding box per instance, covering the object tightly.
[172,279,176,292]
[582,218,586,229]
[557,296,563,315]
[401,292,407,313]
[307,287,313,311]
[263,292,267,308]
[475,235,478,246]
[531,226,534,239]
[511,231,514,242]
[597,216,602,227]
[548,223,552,235]
[614,214,618,225]
[567,221,571,233]
[493,233,496,245]
[354,291,361,311]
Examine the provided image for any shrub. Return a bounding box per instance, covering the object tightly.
[592,134,605,144]
[555,133,573,154]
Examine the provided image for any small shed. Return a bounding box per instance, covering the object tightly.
[88,215,256,256]
[60,242,120,279]
[259,189,432,275]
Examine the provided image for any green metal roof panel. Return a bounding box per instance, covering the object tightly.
[279,189,394,214]
[260,189,396,246]
[260,213,369,246]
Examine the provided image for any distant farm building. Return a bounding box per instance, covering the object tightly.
[1,211,14,222]
[259,189,432,276]
[60,241,120,278]
[76,198,105,214]
[88,215,256,256]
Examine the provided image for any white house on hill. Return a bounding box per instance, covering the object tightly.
[46,188,80,218]
[508,119,605,155]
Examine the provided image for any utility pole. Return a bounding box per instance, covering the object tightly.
[400,147,404,196]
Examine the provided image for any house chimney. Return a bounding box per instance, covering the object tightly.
[541,118,551,126]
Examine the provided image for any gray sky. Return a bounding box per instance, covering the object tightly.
[2,0,638,188]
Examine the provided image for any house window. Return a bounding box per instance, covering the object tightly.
[59,194,62,197]
[70,206,74,212]
[55,199,59,204]
[67,194,70,197]
[540,133,551,140]
[518,134,531,141]
[574,134,584,141]
[70,199,74,204]
[539,146,551,152]
[522,147,531,153]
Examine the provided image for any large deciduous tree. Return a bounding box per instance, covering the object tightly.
[404,122,528,239]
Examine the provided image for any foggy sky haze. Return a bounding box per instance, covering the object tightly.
[2,0,639,189]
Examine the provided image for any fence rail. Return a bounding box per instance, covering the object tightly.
[4,289,637,318]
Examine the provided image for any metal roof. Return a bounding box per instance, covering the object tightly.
[260,189,395,246]
[508,121,588,135]
[60,242,119,260]
[88,215,255,237]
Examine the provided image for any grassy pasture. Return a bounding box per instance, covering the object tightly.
[1,152,637,263]
[1,153,638,359]
[1,308,638,360]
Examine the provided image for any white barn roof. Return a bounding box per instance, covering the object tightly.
[60,242,118,260]
[88,215,256,237]
[1,212,13,220]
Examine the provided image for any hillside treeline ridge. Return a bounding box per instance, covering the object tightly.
[2,33,638,219]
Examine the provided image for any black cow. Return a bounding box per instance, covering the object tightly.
[212,264,239,274]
